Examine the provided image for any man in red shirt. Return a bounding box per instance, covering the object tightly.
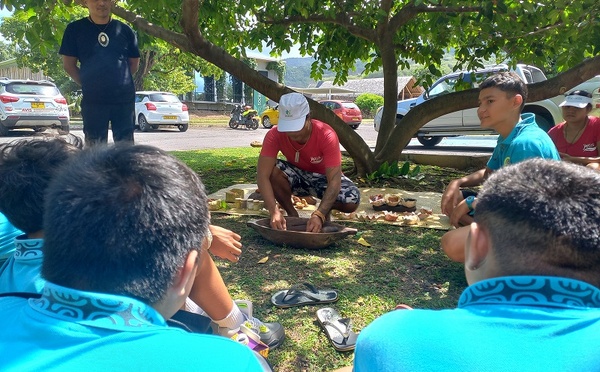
[257,93,360,232]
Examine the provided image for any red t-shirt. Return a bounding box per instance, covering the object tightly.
[548,116,600,157]
[260,119,341,174]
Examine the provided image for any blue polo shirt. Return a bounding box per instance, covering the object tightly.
[0,236,44,294]
[0,213,22,265]
[0,282,264,371]
[354,276,600,371]
[487,113,560,170]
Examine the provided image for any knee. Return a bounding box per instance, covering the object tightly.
[441,230,465,263]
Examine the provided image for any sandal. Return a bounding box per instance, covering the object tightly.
[316,307,357,352]
[271,283,338,308]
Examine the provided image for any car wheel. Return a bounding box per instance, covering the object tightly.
[151,125,159,130]
[178,124,189,132]
[417,136,443,147]
[34,127,47,133]
[138,114,151,132]
[59,124,70,134]
[262,116,272,128]
[0,122,9,136]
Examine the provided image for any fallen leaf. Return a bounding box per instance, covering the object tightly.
[357,237,371,247]
[258,256,269,264]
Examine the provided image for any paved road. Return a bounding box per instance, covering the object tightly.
[0,123,495,155]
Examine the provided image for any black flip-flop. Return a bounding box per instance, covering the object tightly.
[271,283,338,308]
[316,307,358,352]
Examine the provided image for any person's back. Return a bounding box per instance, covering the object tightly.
[0,145,263,371]
[355,159,600,371]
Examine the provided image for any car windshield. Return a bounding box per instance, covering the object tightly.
[5,83,59,96]
[148,93,180,103]
[341,102,359,109]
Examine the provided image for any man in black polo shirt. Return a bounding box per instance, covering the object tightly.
[59,0,140,146]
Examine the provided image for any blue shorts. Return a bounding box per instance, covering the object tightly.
[276,160,361,205]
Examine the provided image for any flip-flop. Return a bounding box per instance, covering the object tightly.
[270,283,338,308]
[316,307,358,352]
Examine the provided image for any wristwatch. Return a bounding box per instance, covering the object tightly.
[465,195,476,211]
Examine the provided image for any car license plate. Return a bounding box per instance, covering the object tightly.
[31,102,45,109]
[163,115,177,120]
[352,117,359,121]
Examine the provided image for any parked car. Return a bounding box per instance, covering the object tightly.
[260,105,279,128]
[373,64,593,147]
[319,99,362,129]
[0,78,70,136]
[134,91,189,132]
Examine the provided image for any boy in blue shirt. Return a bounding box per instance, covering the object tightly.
[0,145,265,370]
[353,159,600,371]
[440,72,559,262]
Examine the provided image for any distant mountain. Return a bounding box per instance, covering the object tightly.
[282,57,372,88]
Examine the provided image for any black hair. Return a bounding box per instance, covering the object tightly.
[42,145,210,305]
[0,135,83,233]
[479,71,528,112]
[475,159,600,286]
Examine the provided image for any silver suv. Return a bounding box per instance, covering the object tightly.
[0,78,70,136]
[374,64,569,146]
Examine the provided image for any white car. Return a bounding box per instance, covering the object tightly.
[135,91,189,132]
[374,64,599,146]
[0,78,70,136]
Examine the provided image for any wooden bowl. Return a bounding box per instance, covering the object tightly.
[247,217,357,249]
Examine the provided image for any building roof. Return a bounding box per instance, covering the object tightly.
[317,76,423,99]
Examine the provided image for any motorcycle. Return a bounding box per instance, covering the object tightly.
[229,105,259,130]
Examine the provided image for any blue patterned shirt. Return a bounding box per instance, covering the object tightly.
[0,236,44,294]
[355,276,600,371]
[0,282,264,371]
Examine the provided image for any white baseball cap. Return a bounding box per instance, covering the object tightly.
[277,93,309,132]
[559,94,592,108]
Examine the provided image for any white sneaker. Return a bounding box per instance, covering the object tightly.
[235,300,285,349]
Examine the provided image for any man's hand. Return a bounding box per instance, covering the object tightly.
[208,225,242,262]
[441,180,463,216]
[306,215,323,232]
[270,209,287,230]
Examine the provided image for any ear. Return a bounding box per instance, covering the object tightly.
[171,250,199,298]
[512,94,524,110]
[465,222,490,272]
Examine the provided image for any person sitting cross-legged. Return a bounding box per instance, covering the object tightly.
[0,144,266,370]
[351,159,600,371]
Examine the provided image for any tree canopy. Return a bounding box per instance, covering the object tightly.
[1,0,598,175]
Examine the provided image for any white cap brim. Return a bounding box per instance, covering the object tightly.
[560,95,592,108]
[277,117,307,132]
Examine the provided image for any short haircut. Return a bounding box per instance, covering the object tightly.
[479,71,528,112]
[0,136,83,233]
[42,145,210,305]
[475,159,600,286]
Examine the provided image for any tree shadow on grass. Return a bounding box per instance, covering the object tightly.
[212,214,465,372]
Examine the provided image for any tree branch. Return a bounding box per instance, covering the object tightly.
[111,5,191,51]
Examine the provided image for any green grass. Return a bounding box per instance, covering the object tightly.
[171,149,467,372]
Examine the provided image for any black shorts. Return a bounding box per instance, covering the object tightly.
[276,159,361,205]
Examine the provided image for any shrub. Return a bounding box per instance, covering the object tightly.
[355,93,384,118]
